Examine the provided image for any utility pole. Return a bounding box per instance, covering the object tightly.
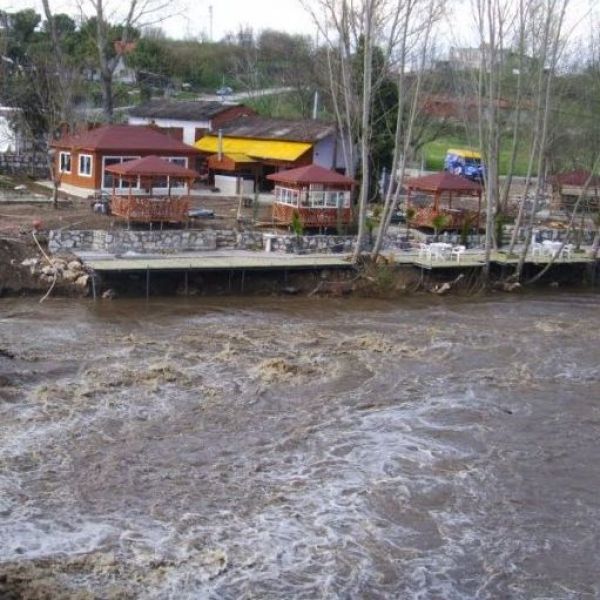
[312,90,319,119]
[209,5,214,41]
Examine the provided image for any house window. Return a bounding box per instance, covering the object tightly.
[59,152,71,173]
[78,154,93,177]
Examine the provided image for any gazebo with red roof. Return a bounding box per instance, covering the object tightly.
[406,172,483,231]
[104,155,199,224]
[267,164,356,228]
[550,169,600,212]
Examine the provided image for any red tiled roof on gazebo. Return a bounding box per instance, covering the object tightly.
[105,156,197,225]
[406,171,482,194]
[104,155,199,179]
[406,171,483,231]
[268,164,356,186]
[550,170,600,187]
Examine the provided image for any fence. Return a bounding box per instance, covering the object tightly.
[0,153,49,178]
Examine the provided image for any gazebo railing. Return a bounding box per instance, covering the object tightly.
[272,203,352,228]
[111,195,190,223]
[411,206,480,230]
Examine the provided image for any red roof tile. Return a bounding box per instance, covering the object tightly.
[267,164,356,186]
[551,170,600,187]
[51,125,198,154]
[104,155,198,178]
[406,171,482,193]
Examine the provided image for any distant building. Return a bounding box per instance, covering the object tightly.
[128,100,256,146]
[448,46,512,72]
[550,170,600,212]
[50,124,200,195]
[421,94,514,120]
[84,40,137,85]
[448,47,486,71]
[84,55,137,85]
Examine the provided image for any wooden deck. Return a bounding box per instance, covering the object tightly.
[391,250,594,270]
[81,249,596,275]
[84,253,354,272]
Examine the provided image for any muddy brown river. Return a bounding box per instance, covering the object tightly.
[0,293,599,599]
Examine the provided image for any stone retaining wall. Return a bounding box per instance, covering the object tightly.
[265,234,356,254]
[48,229,357,255]
[49,230,218,253]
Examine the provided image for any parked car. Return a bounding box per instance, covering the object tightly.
[216,86,233,96]
[444,148,485,182]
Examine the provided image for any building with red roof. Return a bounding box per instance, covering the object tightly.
[267,165,356,228]
[406,172,483,231]
[103,156,199,224]
[50,124,200,196]
[550,169,600,212]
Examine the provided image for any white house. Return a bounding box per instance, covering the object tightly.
[128,100,256,146]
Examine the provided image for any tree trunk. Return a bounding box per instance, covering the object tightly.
[352,0,374,263]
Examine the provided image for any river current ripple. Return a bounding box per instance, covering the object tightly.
[0,294,599,599]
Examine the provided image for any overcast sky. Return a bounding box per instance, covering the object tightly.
[0,0,318,40]
[0,0,595,49]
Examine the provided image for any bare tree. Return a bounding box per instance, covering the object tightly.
[371,0,440,258]
[514,0,570,280]
[40,0,77,207]
[79,0,172,122]
[471,0,517,278]
[302,0,421,261]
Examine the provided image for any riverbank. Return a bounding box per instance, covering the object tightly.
[1,194,596,300]
[2,235,596,301]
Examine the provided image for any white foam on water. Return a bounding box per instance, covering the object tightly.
[0,518,118,561]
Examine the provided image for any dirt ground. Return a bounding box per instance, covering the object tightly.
[0,195,273,237]
[0,176,273,295]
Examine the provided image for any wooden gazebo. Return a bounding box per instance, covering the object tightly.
[267,164,356,228]
[549,170,600,212]
[406,172,483,231]
[106,155,198,224]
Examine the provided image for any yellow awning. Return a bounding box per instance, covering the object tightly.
[222,153,257,163]
[196,136,312,162]
[447,148,481,159]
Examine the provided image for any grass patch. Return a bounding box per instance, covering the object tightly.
[245,93,308,119]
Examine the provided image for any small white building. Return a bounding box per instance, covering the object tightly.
[128,100,256,146]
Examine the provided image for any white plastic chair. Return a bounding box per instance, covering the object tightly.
[418,243,431,260]
[561,244,574,260]
[451,245,466,263]
[531,242,544,258]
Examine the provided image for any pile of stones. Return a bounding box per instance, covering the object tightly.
[21,256,90,290]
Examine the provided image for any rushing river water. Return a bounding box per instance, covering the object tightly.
[0,293,599,599]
